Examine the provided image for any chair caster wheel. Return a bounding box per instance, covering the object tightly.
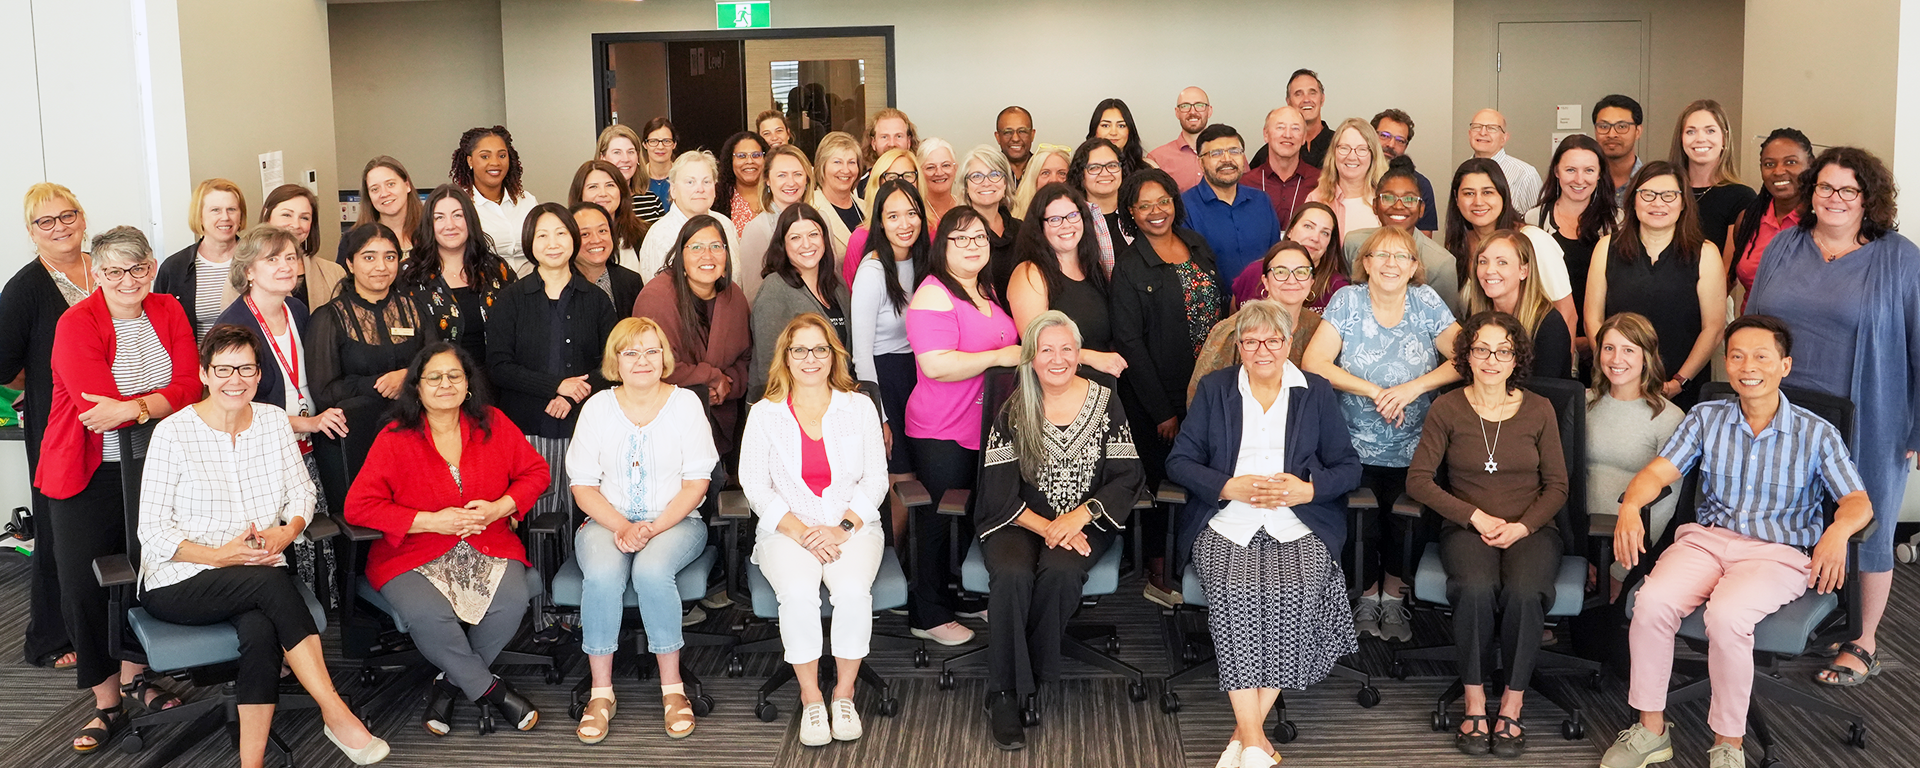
[1896,542,1916,564]
[725,656,745,677]
[1849,722,1868,748]
[1105,637,1122,655]
[1586,670,1603,691]
[1127,682,1147,702]
[690,695,714,717]
[358,667,380,687]
[1561,718,1584,740]
[1389,660,1409,680]
[1160,692,1181,714]
[913,648,930,668]
[754,701,779,722]
[879,698,901,717]
[1021,706,1040,728]
[477,707,497,735]
[568,702,585,720]
[120,728,146,754]
[545,667,564,685]
[937,671,955,690]
[1272,720,1298,744]
[1429,710,1449,732]
[1357,685,1381,708]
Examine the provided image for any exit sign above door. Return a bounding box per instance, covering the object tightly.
[716,1,770,29]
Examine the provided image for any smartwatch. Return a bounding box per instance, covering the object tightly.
[839,519,856,532]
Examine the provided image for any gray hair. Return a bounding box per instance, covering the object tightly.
[228,224,300,291]
[1007,310,1083,483]
[90,226,153,266]
[958,143,1014,208]
[1234,299,1295,341]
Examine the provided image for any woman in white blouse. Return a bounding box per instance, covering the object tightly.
[566,316,719,743]
[451,126,538,276]
[739,314,888,748]
[138,324,388,766]
[635,151,743,280]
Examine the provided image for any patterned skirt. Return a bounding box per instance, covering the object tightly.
[288,452,339,608]
[1193,527,1356,691]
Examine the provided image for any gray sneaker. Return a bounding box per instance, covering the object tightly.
[1705,743,1744,768]
[1599,723,1674,768]
[1353,596,1383,638]
[1377,597,1413,643]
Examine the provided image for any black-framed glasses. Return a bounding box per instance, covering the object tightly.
[1377,130,1409,146]
[1636,189,1683,204]
[787,344,833,360]
[880,170,920,184]
[732,150,766,160]
[947,233,991,248]
[421,371,467,386]
[965,170,1006,184]
[1267,265,1314,282]
[208,364,261,379]
[1086,161,1123,177]
[1595,121,1638,135]
[996,127,1033,138]
[1176,101,1210,112]
[1376,192,1422,206]
[32,209,79,231]
[1237,337,1289,353]
[1469,346,1515,362]
[1813,182,1863,202]
[642,138,675,148]
[1041,211,1082,227]
[98,262,154,281]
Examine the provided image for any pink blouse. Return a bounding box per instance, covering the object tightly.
[903,277,1018,449]
[1736,205,1799,293]
[790,399,832,496]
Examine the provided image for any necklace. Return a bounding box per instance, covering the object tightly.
[1473,394,1506,473]
[40,253,93,294]
[1812,232,1858,262]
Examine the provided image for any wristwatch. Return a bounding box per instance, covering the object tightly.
[135,396,150,425]
[839,519,856,532]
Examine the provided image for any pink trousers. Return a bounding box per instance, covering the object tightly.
[1628,524,1810,738]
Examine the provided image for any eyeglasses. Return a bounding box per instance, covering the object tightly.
[1367,251,1415,264]
[1132,196,1174,213]
[617,348,663,362]
[966,170,1006,184]
[732,150,765,160]
[1176,102,1210,112]
[1813,182,1863,202]
[1595,121,1638,135]
[1467,123,1505,135]
[98,262,154,281]
[1334,144,1370,158]
[32,209,79,231]
[1636,189,1683,204]
[1041,210,1082,227]
[1237,337,1289,353]
[1266,265,1314,282]
[421,371,467,386]
[642,138,675,148]
[947,233,991,248]
[787,344,833,360]
[1202,147,1245,160]
[208,364,261,379]
[1086,161,1123,177]
[1376,192,1422,206]
[1469,346,1516,362]
[880,170,920,183]
[1377,131,1409,146]
[684,242,730,256]
[996,127,1033,138]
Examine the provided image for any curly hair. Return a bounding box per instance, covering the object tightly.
[448,125,525,203]
[1452,310,1533,393]
[1795,146,1898,244]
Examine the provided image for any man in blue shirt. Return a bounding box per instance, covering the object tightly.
[1604,315,1873,768]
[1180,124,1280,285]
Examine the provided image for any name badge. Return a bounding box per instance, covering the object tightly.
[392,327,415,337]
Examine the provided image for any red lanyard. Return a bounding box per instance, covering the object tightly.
[245,296,306,414]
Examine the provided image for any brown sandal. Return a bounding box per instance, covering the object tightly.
[576,697,615,744]
[663,693,696,739]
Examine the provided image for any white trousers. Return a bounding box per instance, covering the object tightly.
[753,525,885,664]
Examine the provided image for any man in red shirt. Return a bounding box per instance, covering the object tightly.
[1147,86,1211,191]
[1240,106,1321,228]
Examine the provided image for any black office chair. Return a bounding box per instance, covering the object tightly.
[92,426,342,764]
[1387,376,1604,740]
[1617,383,1872,766]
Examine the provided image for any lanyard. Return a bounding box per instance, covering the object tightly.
[246,296,308,416]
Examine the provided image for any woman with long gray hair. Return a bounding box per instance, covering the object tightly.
[973,310,1143,751]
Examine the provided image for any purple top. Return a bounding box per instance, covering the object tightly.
[903,277,1018,449]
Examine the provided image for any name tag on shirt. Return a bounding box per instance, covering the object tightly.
[391,327,415,337]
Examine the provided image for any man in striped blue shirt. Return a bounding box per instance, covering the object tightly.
[1602,316,1873,768]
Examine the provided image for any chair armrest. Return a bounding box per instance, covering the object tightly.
[1851,519,1877,544]
[894,479,932,509]
[93,554,136,588]
[718,489,752,520]
[338,521,384,542]
[304,515,342,540]
[937,489,970,516]
[1588,514,1618,538]
[1615,485,1674,515]
[527,511,568,538]
[1154,482,1187,505]
[1348,487,1378,510]
[1390,492,1422,518]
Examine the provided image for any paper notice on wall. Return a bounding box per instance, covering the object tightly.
[259,151,284,200]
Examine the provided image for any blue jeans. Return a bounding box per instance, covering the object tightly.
[575,516,707,655]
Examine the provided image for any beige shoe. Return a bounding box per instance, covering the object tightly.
[575,697,615,744]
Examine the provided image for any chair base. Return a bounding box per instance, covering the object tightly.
[120,682,317,767]
[936,623,1149,714]
[1393,641,1603,742]
[1664,658,1870,761]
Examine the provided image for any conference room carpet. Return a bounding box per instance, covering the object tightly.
[0,547,1915,767]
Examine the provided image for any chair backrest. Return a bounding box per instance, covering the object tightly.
[1523,376,1589,553]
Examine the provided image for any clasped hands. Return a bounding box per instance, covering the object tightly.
[1470,509,1528,549]
[1019,507,1093,556]
[418,498,516,538]
[209,522,298,567]
[1222,473,1314,510]
[547,375,594,418]
[791,517,856,564]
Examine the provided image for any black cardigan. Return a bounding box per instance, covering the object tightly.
[975,380,1143,537]
[154,241,215,330]
[604,262,644,319]
[486,273,619,439]
[0,261,72,470]
[214,295,312,411]
[1109,228,1228,428]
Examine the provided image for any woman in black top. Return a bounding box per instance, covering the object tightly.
[1534,134,1614,344]
[403,185,515,373]
[570,201,645,314]
[488,202,619,522]
[1666,100,1755,254]
[1067,139,1131,275]
[310,222,438,492]
[1584,162,1726,409]
[958,144,1022,301]
[1005,183,1126,381]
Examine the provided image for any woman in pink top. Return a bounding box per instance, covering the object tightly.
[1728,129,1813,298]
[902,207,1021,645]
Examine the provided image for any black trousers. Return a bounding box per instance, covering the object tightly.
[24,485,72,664]
[873,353,916,474]
[1439,524,1562,690]
[1349,464,1424,589]
[142,566,319,706]
[982,526,1113,696]
[47,464,127,690]
[907,437,974,630]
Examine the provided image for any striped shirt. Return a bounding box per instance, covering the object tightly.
[1657,393,1865,548]
[193,254,227,340]
[104,315,175,463]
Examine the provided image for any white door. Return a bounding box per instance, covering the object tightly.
[1496,20,1646,173]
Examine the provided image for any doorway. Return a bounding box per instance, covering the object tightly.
[1495,20,1646,171]
[596,28,894,158]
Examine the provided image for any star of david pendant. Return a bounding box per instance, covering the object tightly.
[1484,459,1498,473]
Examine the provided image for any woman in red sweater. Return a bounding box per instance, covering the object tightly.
[346,342,550,736]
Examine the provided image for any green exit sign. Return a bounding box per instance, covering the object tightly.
[716,1,770,29]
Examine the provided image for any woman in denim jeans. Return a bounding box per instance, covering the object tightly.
[565,316,719,743]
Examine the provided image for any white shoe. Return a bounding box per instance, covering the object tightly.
[1215,739,1243,767]
[1240,745,1279,768]
[910,622,975,646]
[830,698,862,741]
[798,702,831,747]
[324,725,390,765]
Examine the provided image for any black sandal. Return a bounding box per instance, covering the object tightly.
[1492,715,1527,759]
[72,706,128,753]
[1454,714,1491,756]
[122,674,181,714]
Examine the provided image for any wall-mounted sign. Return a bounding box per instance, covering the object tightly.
[716,1,770,29]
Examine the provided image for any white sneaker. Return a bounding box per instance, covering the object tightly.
[1214,739,1243,767]
[798,702,831,747]
[1240,745,1278,768]
[830,698,862,741]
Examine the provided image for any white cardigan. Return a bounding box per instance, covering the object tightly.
[738,389,889,537]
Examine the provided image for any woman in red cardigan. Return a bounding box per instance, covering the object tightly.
[346,341,550,736]
[39,226,203,752]
[631,214,751,454]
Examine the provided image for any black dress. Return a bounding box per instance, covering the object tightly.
[411,261,513,373]
[1693,184,1757,254]
[0,260,84,662]
[1530,309,1574,381]
[983,206,1023,302]
[1603,241,1705,407]
[308,288,437,494]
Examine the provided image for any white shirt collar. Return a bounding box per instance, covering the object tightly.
[1236,360,1310,397]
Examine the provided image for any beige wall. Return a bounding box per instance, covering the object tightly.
[1744,0,1898,159]
[329,0,507,207]
[1454,0,1746,179]
[498,0,1456,206]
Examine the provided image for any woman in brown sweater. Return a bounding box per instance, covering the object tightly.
[1406,310,1567,759]
[631,214,752,455]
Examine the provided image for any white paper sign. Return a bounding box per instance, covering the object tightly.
[258,151,284,199]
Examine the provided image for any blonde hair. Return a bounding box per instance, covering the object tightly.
[188,178,248,239]
[22,182,83,233]
[229,224,301,291]
[597,124,643,163]
[1463,230,1553,336]
[1349,226,1424,285]
[601,316,677,382]
[862,147,924,213]
[760,144,816,209]
[1666,99,1742,187]
[811,132,862,191]
[760,313,857,403]
[1010,144,1073,219]
[1312,118,1386,204]
[957,144,1014,209]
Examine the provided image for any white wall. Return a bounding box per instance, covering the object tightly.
[496,0,1456,206]
[1743,0,1899,158]
[1896,0,1919,219]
